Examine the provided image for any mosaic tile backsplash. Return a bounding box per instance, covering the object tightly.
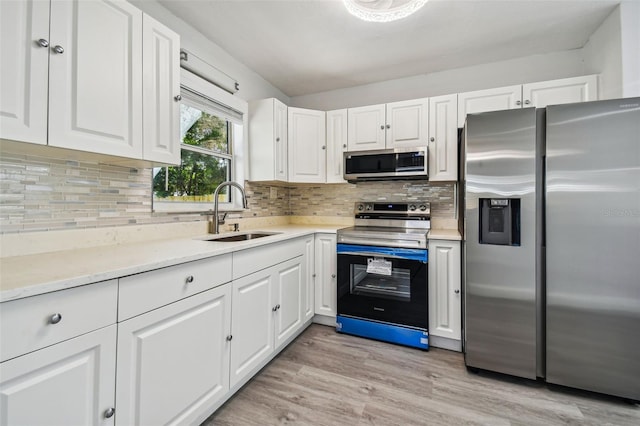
[0,152,455,234]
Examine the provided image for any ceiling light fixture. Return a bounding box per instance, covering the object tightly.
[343,0,428,23]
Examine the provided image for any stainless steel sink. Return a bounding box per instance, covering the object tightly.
[202,232,280,242]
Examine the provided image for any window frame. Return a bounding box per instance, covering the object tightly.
[152,69,248,213]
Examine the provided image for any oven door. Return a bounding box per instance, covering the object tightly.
[337,244,428,330]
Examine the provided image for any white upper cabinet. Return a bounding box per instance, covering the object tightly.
[347,104,386,151]
[428,94,458,182]
[457,85,522,127]
[326,109,348,183]
[522,75,598,108]
[0,0,50,145]
[288,107,326,183]
[142,14,181,165]
[386,98,429,148]
[48,0,143,158]
[347,100,429,151]
[249,98,288,181]
[458,76,598,127]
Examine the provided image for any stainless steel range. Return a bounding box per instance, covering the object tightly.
[336,201,431,350]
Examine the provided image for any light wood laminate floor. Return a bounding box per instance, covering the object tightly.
[203,324,640,425]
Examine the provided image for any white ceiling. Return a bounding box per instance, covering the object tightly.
[158,0,619,97]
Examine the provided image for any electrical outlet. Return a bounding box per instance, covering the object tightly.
[270,187,277,199]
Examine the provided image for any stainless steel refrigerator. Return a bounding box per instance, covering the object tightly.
[462,98,640,401]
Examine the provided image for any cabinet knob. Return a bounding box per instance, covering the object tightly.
[380,125,385,130]
[524,99,531,105]
[49,313,62,325]
[52,45,64,54]
[272,305,278,311]
[276,137,280,142]
[454,289,460,294]
[516,100,522,106]
[342,144,347,148]
[226,335,233,341]
[331,274,336,279]
[37,38,49,48]
[185,275,194,284]
[174,95,182,102]
[104,408,115,419]
[322,145,326,150]
[430,137,435,142]
[386,124,390,129]
[312,273,316,278]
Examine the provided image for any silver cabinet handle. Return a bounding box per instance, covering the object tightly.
[342,144,347,148]
[312,273,316,278]
[276,137,280,142]
[174,95,182,101]
[524,100,531,105]
[52,45,64,54]
[516,100,522,106]
[185,275,194,284]
[380,125,385,130]
[226,335,233,341]
[272,305,278,312]
[37,39,49,48]
[322,145,326,150]
[104,408,115,419]
[430,137,435,142]
[454,289,460,294]
[49,313,62,324]
[386,124,390,129]
[331,274,336,279]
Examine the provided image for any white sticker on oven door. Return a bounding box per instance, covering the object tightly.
[367,258,392,276]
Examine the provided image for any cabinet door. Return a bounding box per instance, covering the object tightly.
[302,236,315,322]
[274,257,304,350]
[48,0,143,158]
[347,104,386,151]
[0,0,49,145]
[386,98,429,148]
[288,107,326,183]
[116,286,231,426]
[230,268,274,388]
[142,13,180,165]
[428,94,458,181]
[314,234,337,318]
[523,75,598,108]
[428,240,462,342]
[326,109,348,183]
[0,325,117,426]
[457,85,522,127]
[275,99,288,181]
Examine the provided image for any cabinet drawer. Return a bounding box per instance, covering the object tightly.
[118,254,232,321]
[0,280,117,362]
[232,237,306,280]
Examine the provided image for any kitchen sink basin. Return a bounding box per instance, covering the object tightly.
[202,232,280,242]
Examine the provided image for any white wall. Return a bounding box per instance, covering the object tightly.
[583,6,623,99]
[619,0,640,97]
[289,49,588,110]
[129,0,289,104]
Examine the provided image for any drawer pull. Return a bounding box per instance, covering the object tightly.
[49,313,62,325]
[104,407,115,418]
[185,275,194,284]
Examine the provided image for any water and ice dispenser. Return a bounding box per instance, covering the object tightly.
[479,198,521,246]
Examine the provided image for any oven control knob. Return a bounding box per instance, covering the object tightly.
[409,204,416,211]
[365,204,372,211]
[419,204,428,212]
[357,204,364,212]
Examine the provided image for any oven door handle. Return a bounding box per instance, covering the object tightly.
[337,244,428,263]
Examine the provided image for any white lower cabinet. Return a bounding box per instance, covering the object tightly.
[314,233,337,322]
[428,239,462,351]
[115,285,231,426]
[0,325,117,426]
[230,256,305,388]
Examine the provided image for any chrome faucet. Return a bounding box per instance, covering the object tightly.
[212,181,248,234]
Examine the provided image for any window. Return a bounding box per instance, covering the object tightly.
[152,83,245,212]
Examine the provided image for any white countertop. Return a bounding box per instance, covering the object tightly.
[1,224,462,303]
[0,225,342,303]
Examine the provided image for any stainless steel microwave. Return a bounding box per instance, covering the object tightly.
[343,147,428,181]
